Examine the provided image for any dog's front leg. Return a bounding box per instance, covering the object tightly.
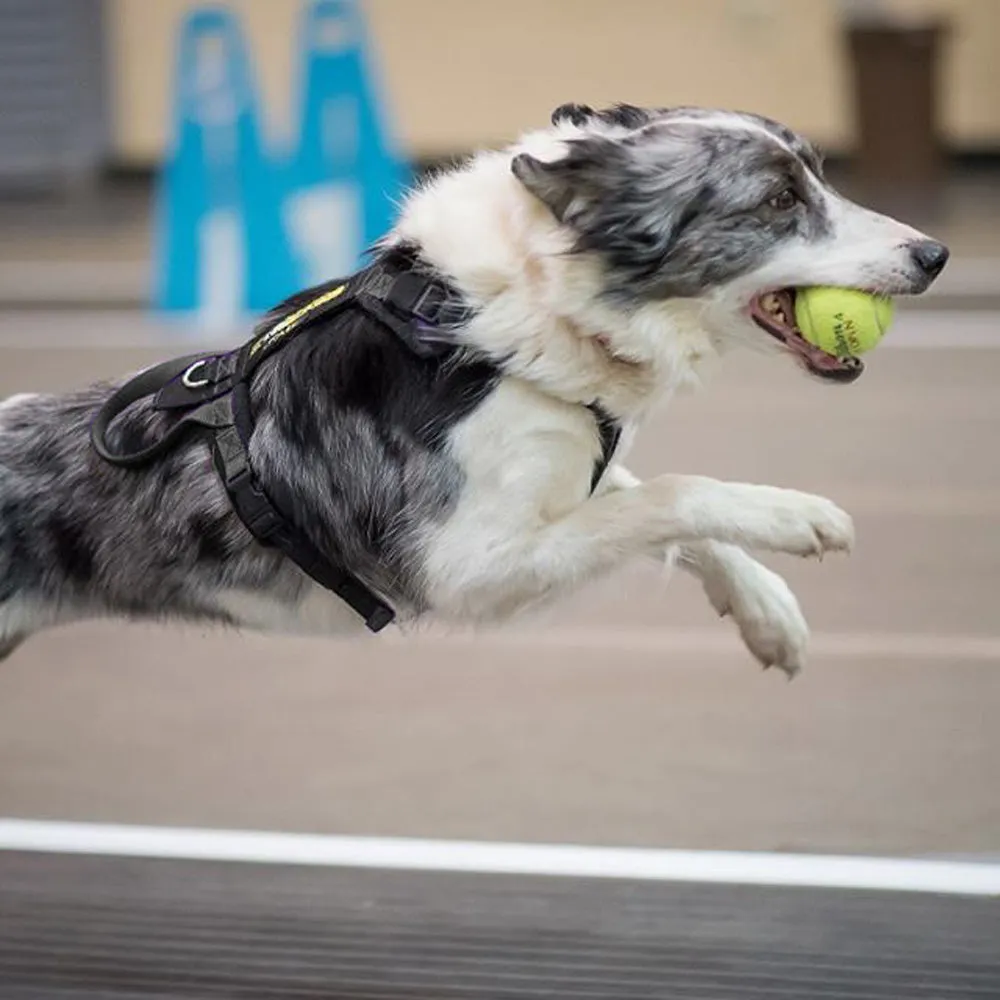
[600,466,813,676]
[679,541,809,677]
[427,467,851,626]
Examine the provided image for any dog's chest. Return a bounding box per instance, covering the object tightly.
[443,382,614,529]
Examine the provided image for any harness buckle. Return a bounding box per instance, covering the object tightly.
[410,282,471,329]
[409,283,446,325]
[226,467,285,541]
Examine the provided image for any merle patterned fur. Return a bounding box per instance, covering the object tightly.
[0,251,500,643]
[517,103,833,300]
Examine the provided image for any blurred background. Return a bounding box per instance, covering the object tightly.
[0,0,998,863]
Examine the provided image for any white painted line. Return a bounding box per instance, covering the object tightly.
[0,820,997,896]
[392,626,1000,663]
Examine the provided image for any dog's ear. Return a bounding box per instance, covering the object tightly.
[513,133,710,294]
[550,103,595,127]
[511,152,578,221]
[550,103,654,130]
[512,137,630,222]
[512,135,645,224]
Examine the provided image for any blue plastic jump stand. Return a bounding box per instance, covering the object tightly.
[283,0,412,287]
[153,7,298,329]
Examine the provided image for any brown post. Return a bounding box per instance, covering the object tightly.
[844,19,949,218]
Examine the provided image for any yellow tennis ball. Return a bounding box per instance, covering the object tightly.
[794,287,895,357]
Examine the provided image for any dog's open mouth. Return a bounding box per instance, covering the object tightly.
[750,289,864,384]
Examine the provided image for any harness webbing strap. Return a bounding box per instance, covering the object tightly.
[90,254,622,634]
[90,274,401,631]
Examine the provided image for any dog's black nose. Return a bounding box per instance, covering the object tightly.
[910,240,950,278]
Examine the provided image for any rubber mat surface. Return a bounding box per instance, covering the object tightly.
[1,852,998,999]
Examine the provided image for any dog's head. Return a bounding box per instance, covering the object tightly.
[511,103,948,383]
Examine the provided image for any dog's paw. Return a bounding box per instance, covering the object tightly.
[736,487,854,559]
[700,549,808,678]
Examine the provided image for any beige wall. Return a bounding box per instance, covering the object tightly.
[107,0,1000,165]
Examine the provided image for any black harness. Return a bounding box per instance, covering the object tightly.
[91,256,621,633]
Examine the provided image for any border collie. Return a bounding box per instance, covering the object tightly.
[0,104,948,675]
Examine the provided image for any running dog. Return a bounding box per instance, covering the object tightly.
[0,103,949,674]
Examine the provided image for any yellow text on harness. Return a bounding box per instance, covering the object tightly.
[247,284,348,360]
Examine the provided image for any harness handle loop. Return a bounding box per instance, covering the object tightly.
[90,354,213,467]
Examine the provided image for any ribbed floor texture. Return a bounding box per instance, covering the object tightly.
[1,851,998,999]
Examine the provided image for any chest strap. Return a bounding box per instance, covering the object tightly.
[587,402,622,493]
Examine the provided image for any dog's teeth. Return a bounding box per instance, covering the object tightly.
[761,293,786,319]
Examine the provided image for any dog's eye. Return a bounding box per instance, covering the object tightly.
[768,188,799,211]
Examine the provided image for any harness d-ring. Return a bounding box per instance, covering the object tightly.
[182,359,211,389]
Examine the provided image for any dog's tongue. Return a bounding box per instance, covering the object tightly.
[795,337,848,370]
[790,334,864,381]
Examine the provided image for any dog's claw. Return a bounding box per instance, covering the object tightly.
[779,660,801,680]
[748,488,854,559]
[763,659,800,680]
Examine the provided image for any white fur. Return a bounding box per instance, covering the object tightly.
[602,466,809,677]
[389,109,941,673]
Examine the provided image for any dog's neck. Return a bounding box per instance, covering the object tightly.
[392,152,719,422]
